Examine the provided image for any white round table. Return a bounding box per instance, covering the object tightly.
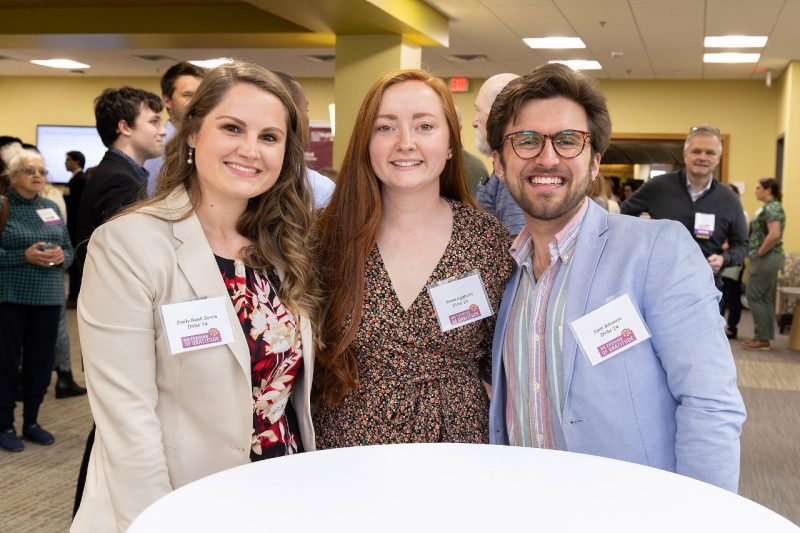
[129,443,798,532]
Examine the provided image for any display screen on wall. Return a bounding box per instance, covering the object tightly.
[36,125,108,184]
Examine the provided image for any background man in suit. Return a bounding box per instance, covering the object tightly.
[144,62,206,196]
[486,64,745,492]
[64,150,86,307]
[76,87,165,259]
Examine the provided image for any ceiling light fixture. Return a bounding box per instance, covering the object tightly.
[548,59,602,71]
[188,58,234,69]
[703,53,760,64]
[524,37,586,49]
[30,59,90,69]
[704,36,768,48]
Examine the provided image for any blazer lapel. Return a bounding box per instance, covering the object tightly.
[561,202,608,401]
[166,189,252,383]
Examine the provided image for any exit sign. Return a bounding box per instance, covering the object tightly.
[449,77,469,93]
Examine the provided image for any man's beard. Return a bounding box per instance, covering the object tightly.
[506,163,592,221]
[474,129,491,156]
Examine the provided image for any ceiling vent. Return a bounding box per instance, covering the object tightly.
[305,54,336,63]
[132,54,175,62]
[447,54,488,63]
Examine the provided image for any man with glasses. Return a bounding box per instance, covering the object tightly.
[486,64,745,492]
[620,125,748,287]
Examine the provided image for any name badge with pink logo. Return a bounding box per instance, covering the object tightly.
[36,208,62,225]
[427,270,493,333]
[160,296,235,355]
[568,294,651,366]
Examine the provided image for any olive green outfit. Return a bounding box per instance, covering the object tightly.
[746,199,786,341]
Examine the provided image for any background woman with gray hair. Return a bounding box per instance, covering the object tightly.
[0,148,74,453]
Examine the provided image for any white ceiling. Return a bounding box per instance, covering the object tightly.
[0,0,797,80]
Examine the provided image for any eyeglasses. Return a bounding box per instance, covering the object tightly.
[19,166,49,177]
[689,125,721,136]
[503,129,591,160]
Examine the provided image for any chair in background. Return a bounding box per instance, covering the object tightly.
[776,252,800,334]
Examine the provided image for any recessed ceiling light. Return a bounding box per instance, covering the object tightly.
[188,58,234,69]
[30,59,90,69]
[548,60,602,71]
[524,37,586,49]
[703,53,760,64]
[704,36,768,48]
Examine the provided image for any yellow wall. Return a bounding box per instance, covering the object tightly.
[0,76,161,144]
[776,63,800,254]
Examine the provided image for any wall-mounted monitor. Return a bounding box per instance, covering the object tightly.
[35,125,107,184]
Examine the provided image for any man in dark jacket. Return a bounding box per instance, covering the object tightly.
[64,150,87,306]
[620,125,748,284]
[76,87,166,266]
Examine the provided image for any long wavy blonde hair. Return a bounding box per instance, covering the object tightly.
[131,60,321,321]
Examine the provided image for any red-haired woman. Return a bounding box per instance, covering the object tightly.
[313,70,514,447]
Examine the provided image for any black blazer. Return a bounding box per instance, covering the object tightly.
[76,150,146,269]
[65,170,87,242]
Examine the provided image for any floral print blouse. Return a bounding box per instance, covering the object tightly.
[314,201,515,448]
[750,199,786,255]
[216,255,304,461]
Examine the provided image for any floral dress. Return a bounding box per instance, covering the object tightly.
[313,201,515,448]
[216,256,304,461]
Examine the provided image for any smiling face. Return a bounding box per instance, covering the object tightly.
[190,82,288,207]
[683,133,722,183]
[493,96,600,227]
[10,154,48,199]
[368,80,450,196]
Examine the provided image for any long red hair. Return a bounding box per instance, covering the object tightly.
[315,69,474,405]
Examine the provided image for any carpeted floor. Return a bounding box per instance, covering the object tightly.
[1,308,798,532]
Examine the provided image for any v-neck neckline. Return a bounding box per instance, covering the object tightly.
[372,200,460,314]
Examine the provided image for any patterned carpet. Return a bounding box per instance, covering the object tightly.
[0,308,798,532]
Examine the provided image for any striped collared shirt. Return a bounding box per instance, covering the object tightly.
[503,198,589,448]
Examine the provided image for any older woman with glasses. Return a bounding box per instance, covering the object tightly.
[0,148,74,453]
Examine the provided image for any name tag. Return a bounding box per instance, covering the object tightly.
[36,208,62,225]
[427,270,493,332]
[694,212,715,239]
[569,294,651,366]
[160,296,235,355]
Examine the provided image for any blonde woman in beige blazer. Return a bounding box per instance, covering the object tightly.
[72,61,321,532]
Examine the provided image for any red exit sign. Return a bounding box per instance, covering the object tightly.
[449,77,469,93]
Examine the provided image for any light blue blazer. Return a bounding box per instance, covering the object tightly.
[489,200,746,492]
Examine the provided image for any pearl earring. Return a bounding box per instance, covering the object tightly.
[187,146,194,165]
[447,149,453,160]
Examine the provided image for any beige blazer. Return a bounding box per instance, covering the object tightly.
[71,188,315,532]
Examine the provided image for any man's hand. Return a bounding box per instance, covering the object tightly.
[707,254,724,274]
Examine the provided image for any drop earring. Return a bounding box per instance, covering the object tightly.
[187,146,194,165]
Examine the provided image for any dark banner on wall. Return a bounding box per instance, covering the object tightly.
[306,122,333,170]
